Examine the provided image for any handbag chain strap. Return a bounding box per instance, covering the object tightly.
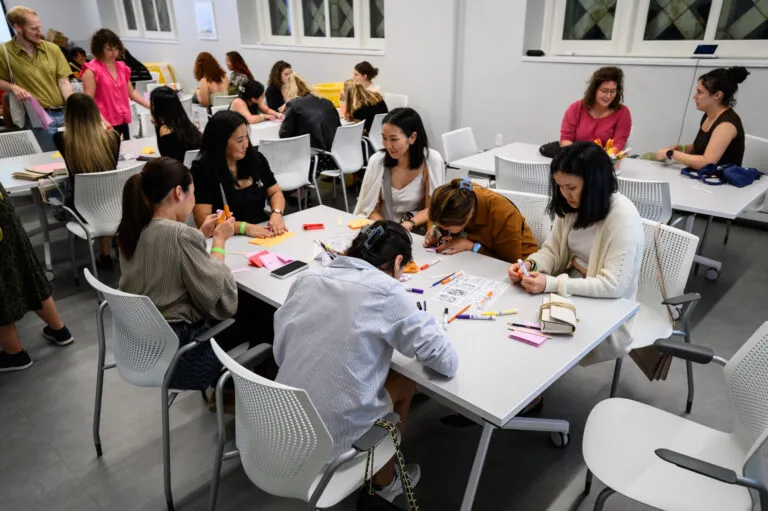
[363,419,419,510]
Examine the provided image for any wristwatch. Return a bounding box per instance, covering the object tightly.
[472,242,482,253]
[271,209,283,216]
[666,149,675,160]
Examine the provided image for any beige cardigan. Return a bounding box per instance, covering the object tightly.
[527,193,643,364]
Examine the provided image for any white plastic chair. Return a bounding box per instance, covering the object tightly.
[212,94,238,107]
[313,121,365,212]
[0,130,41,158]
[191,104,209,133]
[609,220,700,410]
[138,111,154,139]
[383,93,408,109]
[129,103,141,139]
[180,95,193,120]
[493,189,551,247]
[134,79,157,95]
[183,149,201,169]
[85,270,233,511]
[259,135,313,209]
[725,134,768,244]
[582,322,768,511]
[56,164,142,283]
[442,127,479,165]
[210,104,229,115]
[495,155,550,195]
[208,339,398,510]
[364,113,386,152]
[618,177,673,224]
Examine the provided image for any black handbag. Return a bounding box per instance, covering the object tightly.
[539,141,562,159]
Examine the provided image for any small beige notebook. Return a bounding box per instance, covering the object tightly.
[538,293,577,334]
[13,163,67,181]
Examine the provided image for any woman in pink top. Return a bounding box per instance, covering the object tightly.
[560,66,631,150]
[82,29,149,140]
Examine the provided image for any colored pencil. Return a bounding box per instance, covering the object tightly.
[448,304,471,323]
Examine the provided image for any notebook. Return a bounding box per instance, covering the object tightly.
[538,293,577,334]
[13,162,67,181]
[509,332,548,347]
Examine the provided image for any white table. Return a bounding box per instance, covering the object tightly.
[452,142,768,279]
[218,205,640,510]
[0,136,159,276]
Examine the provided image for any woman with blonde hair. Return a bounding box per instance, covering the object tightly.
[53,93,121,268]
[342,79,387,134]
[193,52,229,107]
[279,74,340,153]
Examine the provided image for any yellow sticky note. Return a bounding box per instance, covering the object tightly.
[51,151,62,158]
[248,231,297,247]
[348,218,373,230]
[141,146,156,155]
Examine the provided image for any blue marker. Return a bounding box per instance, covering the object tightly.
[517,259,531,278]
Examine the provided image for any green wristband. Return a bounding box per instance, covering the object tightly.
[211,247,226,256]
[680,144,686,153]
[240,221,246,235]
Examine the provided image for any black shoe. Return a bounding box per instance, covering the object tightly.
[440,414,477,428]
[0,350,33,373]
[96,255,114,271]
[42,326,74,346]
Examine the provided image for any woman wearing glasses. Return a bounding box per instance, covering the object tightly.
[560,66,632,150]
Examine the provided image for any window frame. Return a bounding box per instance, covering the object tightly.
[116,0,177,40]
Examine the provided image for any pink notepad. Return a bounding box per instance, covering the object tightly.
[509,332,548,347]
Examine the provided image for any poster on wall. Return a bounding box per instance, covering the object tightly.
[194,0,217,40]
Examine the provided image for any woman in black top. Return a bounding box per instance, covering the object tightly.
[150,87,203,163]
[229,80,282,124]
[342,79,388,134]
[656,67,749,169]
[265,60,292,112]
[192,111,287,237]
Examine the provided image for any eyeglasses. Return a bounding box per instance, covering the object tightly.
[432,225,467,239]
[598,88,618,96]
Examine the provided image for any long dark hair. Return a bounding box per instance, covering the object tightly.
[117,157,192,259]
[699,66,750,107]
[382,107,429,170]
[150,87,203,150]
[268,60,291,88]
[237,80,266,114]
[226,51,254,80]
[346,220,413,273]
[197,110,258,185]
[548,142,617,229]
[583,66,624,110]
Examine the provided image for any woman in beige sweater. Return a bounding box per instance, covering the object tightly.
[117,157,238,389]
[508,142,643,364]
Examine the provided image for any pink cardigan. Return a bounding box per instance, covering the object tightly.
[560,100,632,150]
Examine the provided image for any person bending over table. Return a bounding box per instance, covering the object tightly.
[274,220,458,501]
[117,157,237,390]
[193,52,229,108]
[342,79,387,134]
[53,92,122,270]
[229,80,281,124]
[354,108,444,232]
[655,66,749,169]
[508,141,643,365]
[150,86,203,163]
[191,110,286,238]
[265,60,292,112]
[424,178,538,262]
[560,66,631,151]
[0,181,74,373]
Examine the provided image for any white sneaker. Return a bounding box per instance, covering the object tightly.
[377,463,421,503]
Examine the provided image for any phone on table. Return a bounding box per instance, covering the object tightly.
[270,260,308,279]
[136,155,157,161]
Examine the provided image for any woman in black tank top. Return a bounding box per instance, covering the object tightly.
[229,80,283,125]
[656,66,750,169]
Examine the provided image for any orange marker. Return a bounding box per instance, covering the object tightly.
[440,271,464,285]
[217,183,231,225]
[448,304,471,324]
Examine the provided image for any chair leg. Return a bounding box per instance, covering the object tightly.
[93,301,108,457]
[593,487,615,511]
[87,235,98,280]
[162,387,174,511]
[339,174,350,213]
[208,376,228,511]
[684,332,694,414]
[69,232,79,285]
[297,187,303,211]
[723,220,731,245]
[311,157,323,206]
[584,469,593,495]
[609,358,623,398]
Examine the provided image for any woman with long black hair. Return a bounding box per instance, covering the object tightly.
[150,86,203,163]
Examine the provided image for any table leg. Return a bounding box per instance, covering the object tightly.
[460,422,495,511]
[30,190,54,280]
[683,213,722,280]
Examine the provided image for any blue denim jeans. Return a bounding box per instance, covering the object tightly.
[29,108,65,152]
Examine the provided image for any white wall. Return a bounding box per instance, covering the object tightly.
[6,0,101,41]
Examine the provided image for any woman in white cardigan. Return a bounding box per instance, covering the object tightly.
[508,141,643,364]
[353,108,444,231]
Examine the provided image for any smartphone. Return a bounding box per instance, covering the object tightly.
[136,155,157,162]
[270,260,308,279]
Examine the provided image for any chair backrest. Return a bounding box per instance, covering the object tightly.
[212,94,238,107]
[618,177,672,224]
[84,269,180,387]
[210,339,333,502]
[73,164,143,237]
[495,155,550,195]
[384,93,408,109]
[367,113,386,151]
[259,135,311,189]
[134,79,157,95]
[637,219,698,306]
[0,130,42,158]
[210,104,229,115]
[180,96,193,120]
[183,149,201,168]
[442,127,479,164]
[248,123,282,146]
[331,121,365,173]
[138,111,154,139]
[743,134,768,171]
[493,189,552,247]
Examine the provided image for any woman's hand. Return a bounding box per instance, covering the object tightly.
[520,272,547,294]
[198,213,219,238]
[508,262,523,283]
[656,146,675,161]
[264,113,277,121]
[213,216,236,243]
[423,226,439,247]
[246,224,275,238]
[269,213,287,235]
[436,238,474,255]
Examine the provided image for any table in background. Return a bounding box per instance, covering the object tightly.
[248,121,282,146]
[218,205,639,510]
[0,136,159,277]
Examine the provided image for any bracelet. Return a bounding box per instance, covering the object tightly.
[680,144,686,153]
[211,247,226,256]
[240,221,246,235]
[260,113,265,121]
[472,242,482,253]
[525,259,537,271]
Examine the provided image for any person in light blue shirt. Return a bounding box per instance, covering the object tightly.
[274,220,458,503]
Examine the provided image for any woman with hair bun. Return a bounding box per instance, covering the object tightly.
[656,66,750,169]
[353,60,380,90]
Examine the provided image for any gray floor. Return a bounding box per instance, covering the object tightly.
[2,184,767,511]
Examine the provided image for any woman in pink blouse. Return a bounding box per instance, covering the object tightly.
[82,29,149,140]
[560,66,631,150]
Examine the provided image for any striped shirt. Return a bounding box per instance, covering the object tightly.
[119,218,238,324]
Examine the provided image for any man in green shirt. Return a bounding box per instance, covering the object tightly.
[0,6,72,151]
